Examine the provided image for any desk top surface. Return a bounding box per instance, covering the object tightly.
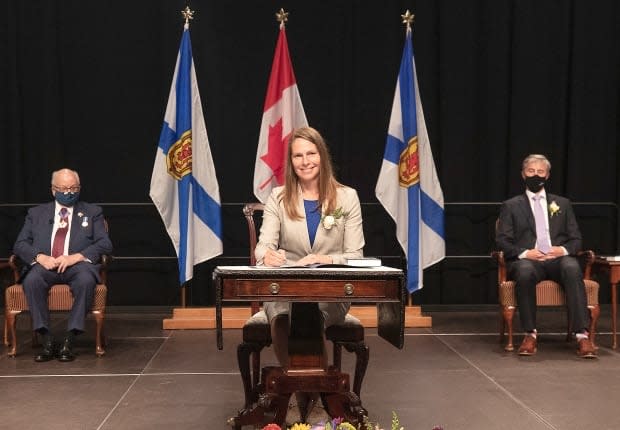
[214,265,403,277]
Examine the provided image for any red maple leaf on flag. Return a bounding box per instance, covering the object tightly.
[259,118,289,189]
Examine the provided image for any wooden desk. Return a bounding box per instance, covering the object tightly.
[593,258,620,348]
[213,265,406,427]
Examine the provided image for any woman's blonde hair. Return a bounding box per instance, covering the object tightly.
[280,126,341,220]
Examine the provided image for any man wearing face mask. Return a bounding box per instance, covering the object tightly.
[496,154,596,358]
[13,168,113,362]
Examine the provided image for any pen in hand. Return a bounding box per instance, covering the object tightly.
[264,248,287,267]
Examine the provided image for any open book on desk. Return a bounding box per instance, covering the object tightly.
[278,257,382,269]
[345,257,382,267]
[279,263,373,269]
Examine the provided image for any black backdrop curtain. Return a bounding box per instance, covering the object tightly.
[2,0,619,306]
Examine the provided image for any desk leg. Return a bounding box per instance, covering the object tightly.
[613,282,618,349]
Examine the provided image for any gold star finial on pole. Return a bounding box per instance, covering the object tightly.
[182,6,195,27]
[401,10,415,29]
[276,8,289,27]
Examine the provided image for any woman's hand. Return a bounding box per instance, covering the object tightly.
[263,249,287,267]
[296,253,333,266]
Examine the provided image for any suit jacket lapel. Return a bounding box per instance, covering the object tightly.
[546,193,558,239]
[68,202,84,252]
[518,194,536,234]
[44,203,56,251]
[295,194,313,254]
[312,210,325,252]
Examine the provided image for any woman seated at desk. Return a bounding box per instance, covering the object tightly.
[255,126,365,418]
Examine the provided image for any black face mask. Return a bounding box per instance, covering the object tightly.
[525,175,546,193]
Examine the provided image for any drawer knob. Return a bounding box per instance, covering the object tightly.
[269,283,280,294]
[344,283,354,295]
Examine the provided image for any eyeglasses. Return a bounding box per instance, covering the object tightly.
[52,185,81,193]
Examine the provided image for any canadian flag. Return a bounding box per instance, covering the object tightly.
[253,23,308,203]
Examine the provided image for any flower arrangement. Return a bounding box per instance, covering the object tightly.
[548,201,561,217]
[321,207,347,230]
[259,411,444,430]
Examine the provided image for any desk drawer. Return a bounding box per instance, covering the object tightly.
[225,278,399,300]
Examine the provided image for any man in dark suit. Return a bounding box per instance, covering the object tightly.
[13,168,113,362]
[496,154,596,358]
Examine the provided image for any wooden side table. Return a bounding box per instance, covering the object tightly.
[593,258,620,349]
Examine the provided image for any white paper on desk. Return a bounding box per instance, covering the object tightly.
[602,256,620,261]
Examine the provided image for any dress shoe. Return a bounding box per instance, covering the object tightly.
[57,336,76,362]
[518,335,537,356]
[285,402,301,426]
[34,336,57,362]
[296,392,319,423]
[577,338,597,359]
[306,404,330,425]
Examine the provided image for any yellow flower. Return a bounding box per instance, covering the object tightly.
[289,424,311,430]
[548,201,561,217]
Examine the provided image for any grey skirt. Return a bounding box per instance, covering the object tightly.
[263,301,351,328]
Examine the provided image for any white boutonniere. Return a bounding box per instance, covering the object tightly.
[77,212,84,218]
[321,207,347,230]
[549,201,561,217]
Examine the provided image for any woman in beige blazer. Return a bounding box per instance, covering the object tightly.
[255,126,365,418]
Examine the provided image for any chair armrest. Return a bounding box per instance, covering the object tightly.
[491,250,507,283]
[8,254,112,284]
[577,250,596,280]
[99,255,112,284]
[8,255,25,283]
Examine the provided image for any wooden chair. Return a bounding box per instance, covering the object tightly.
[237,203,369,413]
[491,249,600,351]
[3,221,111,358]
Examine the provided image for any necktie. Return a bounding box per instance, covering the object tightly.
[532,195,551,253]
[52,208,69,258]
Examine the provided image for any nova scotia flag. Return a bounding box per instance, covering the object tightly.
[150,23,223,285]
[375,26,445,293]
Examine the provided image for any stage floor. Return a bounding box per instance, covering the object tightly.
[1,305,618,430]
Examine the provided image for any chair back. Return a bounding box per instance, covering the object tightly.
[243,203,265,266]
[242,203,265,314]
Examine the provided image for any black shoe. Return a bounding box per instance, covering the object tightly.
[34,336,57,362]
[57,336,76,362]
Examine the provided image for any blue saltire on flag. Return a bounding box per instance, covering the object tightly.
[375,26,445,293]
[150,24,222,285]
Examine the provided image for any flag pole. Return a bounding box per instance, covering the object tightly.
[402,10,415,311]
[178,4,194,309]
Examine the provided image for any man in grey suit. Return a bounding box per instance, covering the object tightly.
[13,168,113,362]
[496,154,596,358]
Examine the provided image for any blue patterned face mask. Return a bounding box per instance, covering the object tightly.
[55,191,80,207]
